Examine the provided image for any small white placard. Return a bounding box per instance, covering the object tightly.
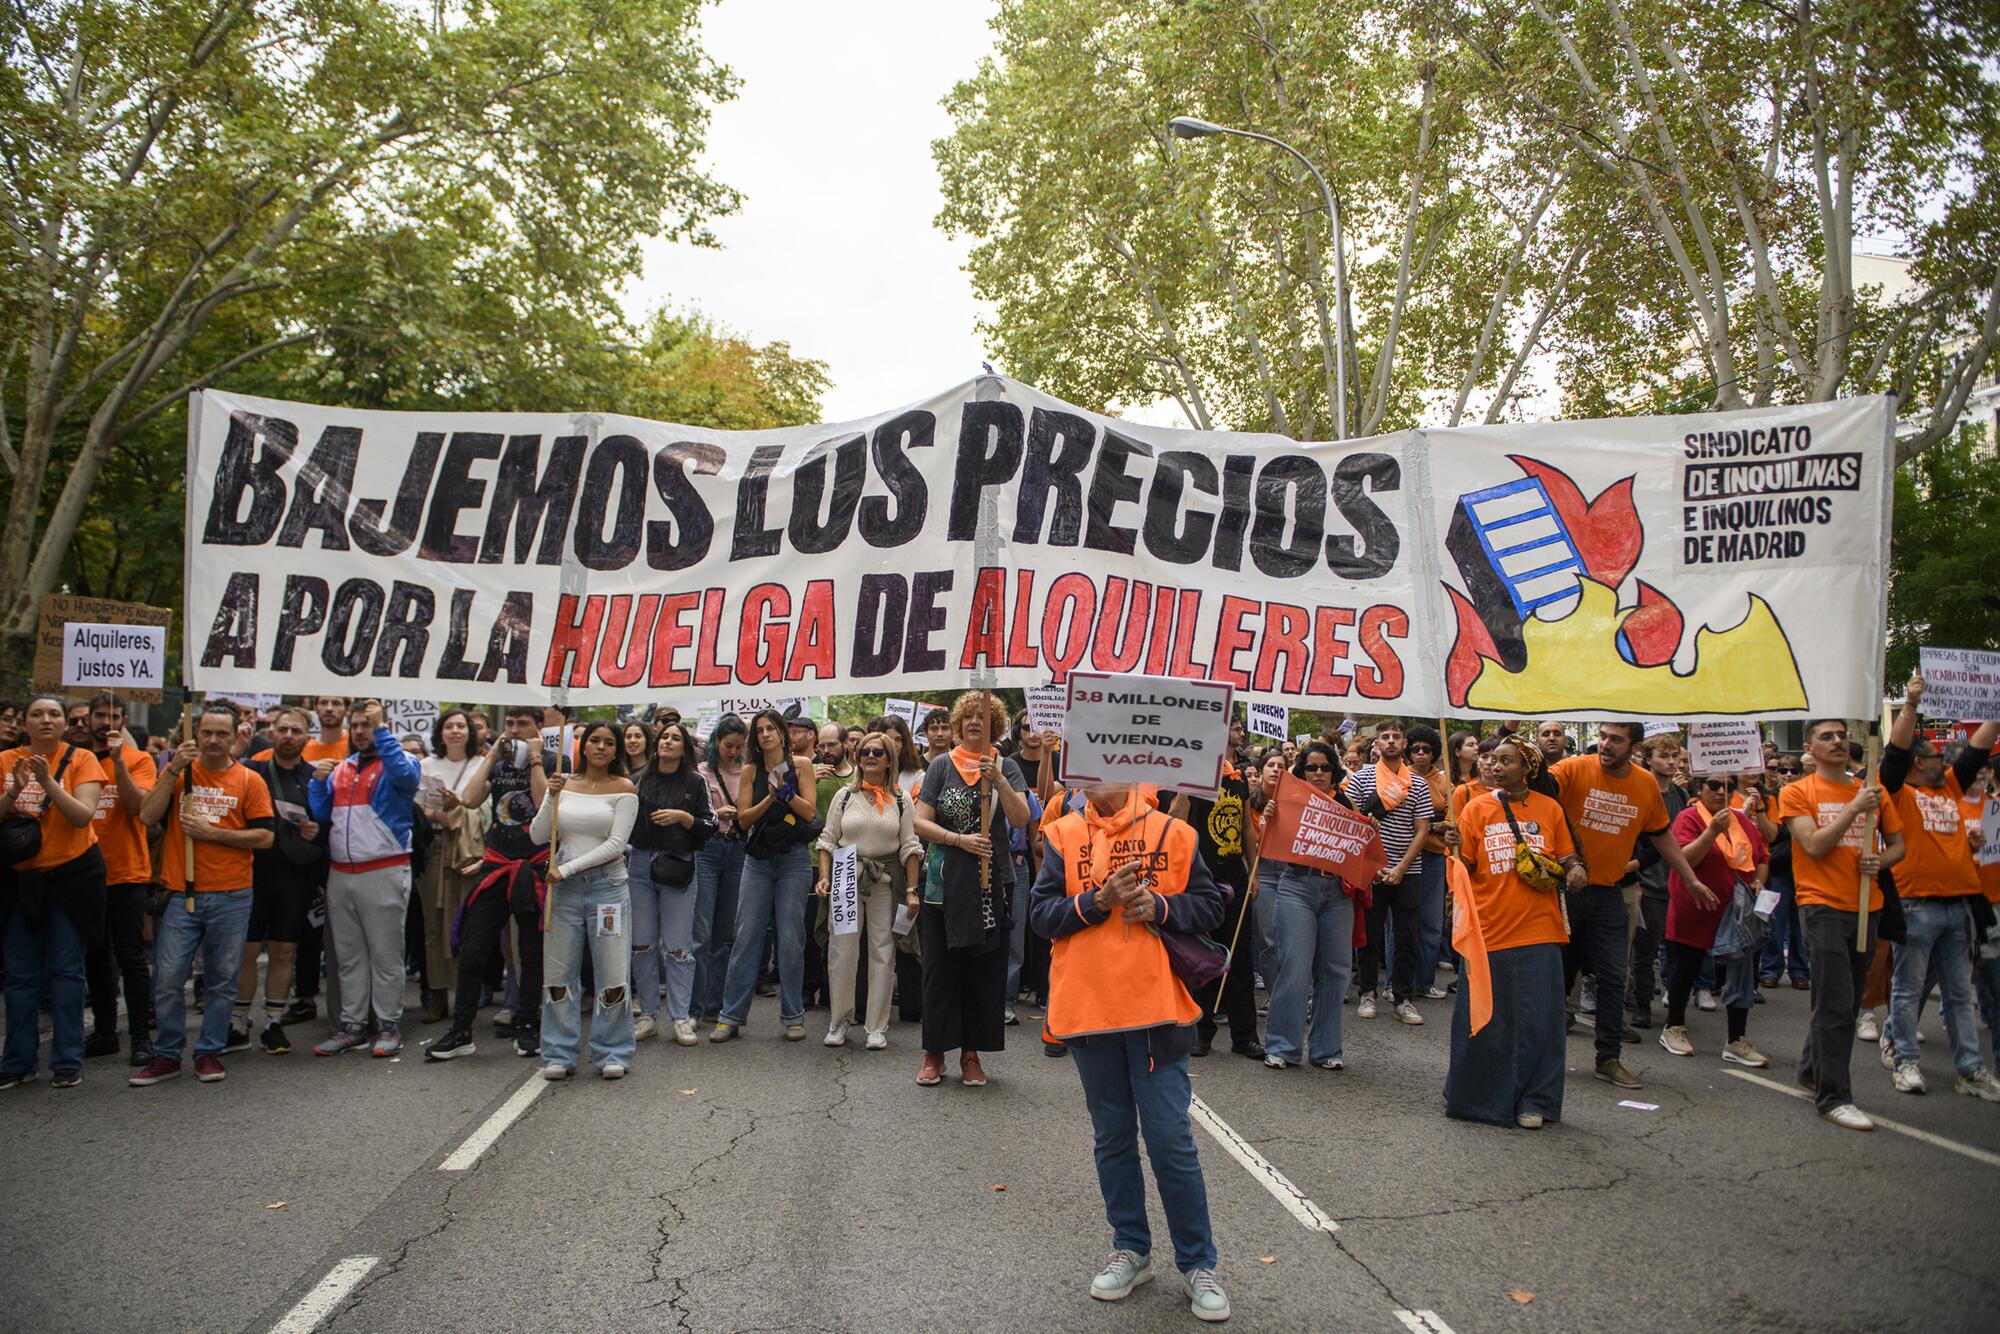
[892,903,917,936]
[1024,685,1068,737]
[382,698,439,740]
[1980,797,2000,870]
[829,845,860,936]
[1060,671,1234,799]
[1643,719,1681,739]
[1247,700,1289,741]
[61,621,165,691]
[1919,646,2000,720]
[884,698,918,727]
[1754,887,1781,920]
[1686,719,1764,774]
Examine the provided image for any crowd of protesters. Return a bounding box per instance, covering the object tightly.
[3,682,1996,1322]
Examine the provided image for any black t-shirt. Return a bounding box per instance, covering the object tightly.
[1013,748,1062,796]
[1185,771,1250,887]
[485,746,569,842]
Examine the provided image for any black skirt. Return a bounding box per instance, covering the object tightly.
[1444,941,1565,1126]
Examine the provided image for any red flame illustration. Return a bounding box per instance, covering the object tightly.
[1446,585,1501,707]
[1509,455,1641,587]
[1617,581,1683,668]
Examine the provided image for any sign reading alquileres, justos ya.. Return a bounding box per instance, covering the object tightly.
[185,378,1894,719]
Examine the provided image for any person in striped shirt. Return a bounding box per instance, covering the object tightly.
[1347,722,1434,1025]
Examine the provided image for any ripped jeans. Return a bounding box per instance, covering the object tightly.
[540,861,636,1072]
[626,847,697,1022]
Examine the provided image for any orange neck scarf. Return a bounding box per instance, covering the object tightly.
[1374,759,1410,812]
[1083,788,1149,843]
[949,744,986,787]
[1714,809,1756,873]
[855,779,894,814]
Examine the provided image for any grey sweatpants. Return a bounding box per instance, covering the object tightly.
[328,864,413,1029]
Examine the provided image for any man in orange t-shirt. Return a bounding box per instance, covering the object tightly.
[130,704,274,1086]
[1550,724,1707,1089]
[1877,675,2000,1099]
[1777,718,1908,1130]
[82,692,159,1065]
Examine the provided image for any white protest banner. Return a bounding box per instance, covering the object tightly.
[382,697,439,740]
[1686,719,1765,773]
[829,845,860,937]
[1247,700,1288,741]
[1024,685,1068,736]
[1059,670,1232,798]
[1981,797,2000,870]
[185,383,1891,720]
[1643,720,1681,739]
[1918,647,2000,721]
[60,622,166,693]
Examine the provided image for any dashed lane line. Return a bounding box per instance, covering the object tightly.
[1188,1094,1340,1233]
[437,1072,550,1172]
[268,1256,379,1334]
[1724,1069,2000,1169]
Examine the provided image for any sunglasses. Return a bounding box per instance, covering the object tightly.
[1407,744,1434,754]
[858,747,888,758]
[1301,762,1333,773]
[1699,779,1731,792]
[1778,765,1801,774]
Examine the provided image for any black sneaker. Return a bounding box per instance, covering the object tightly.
[282,998,318,1025]
[1629,1008,1654,1030]
[260,1024,292,1055]
[1231,1040,1267,1060]
[1043,1041,1068,1058]
[221,1024,253,1054]
[1191,1035,1212,1058]
[83,1030,120,1059]
[50,1068,81,1089]
[513,1034,540,1059]
[427,1030,478,1061]
[492,1017,519,1039]
[128,1038,155,1068]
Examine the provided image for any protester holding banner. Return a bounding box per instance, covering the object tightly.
[628,721,715,1047]
[81,692,158,1065]
[307,702,421,1058]
[1005,718,1059,1018]
[1029,780,1230,1322]
[532,723,639,1079]
[911,692,1029,1088]
[712,709,821,1045]
[1878,675,2000,1100]
[130,703,275,1086]
[1248,750,1289,973]
[1777,719,1908,1131]
[692,714,748,1028]
[0,694,108,1089]
[1658,772,1769,1066]
[1445,736,1586,1128]
[1263,742,1369,1072]
[1347,723,1434,1026]
[413,710,487,1027]
[816,732,921,1050]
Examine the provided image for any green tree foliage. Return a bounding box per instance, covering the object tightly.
[1887,434,2000,686]
[0,0,750,687]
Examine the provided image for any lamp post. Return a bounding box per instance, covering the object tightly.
[1168,115,1350,441]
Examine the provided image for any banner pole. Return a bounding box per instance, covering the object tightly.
[1855,704,1887,953]
[180,703,196,914]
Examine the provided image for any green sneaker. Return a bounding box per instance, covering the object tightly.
[708,1022,738,1043]
[1185,1267,1230,1322]
[1089,1250,1152,1302]
[783,1023,806,1042]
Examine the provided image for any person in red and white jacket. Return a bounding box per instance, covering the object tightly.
[305,701,420,1057]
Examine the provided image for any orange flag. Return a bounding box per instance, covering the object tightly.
[1447,853,1493,1037]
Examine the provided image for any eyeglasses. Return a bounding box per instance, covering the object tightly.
[858,747,888,758]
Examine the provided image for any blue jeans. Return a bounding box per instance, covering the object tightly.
[1069,1030,1216,1273]
[1413,851,1447,991]
[626,848,697,1021]
[1265,867,1355,1065]
[1977,947,2000,1048]
[3,906,89,1075]
[1006,852,1031,1003]
[1887,898,1983,1076]
[540,862,636,1072]
[152,889,254,1063]
[721,846,811,1027]
[1757,873,1808,981]
[692,839,744,1020]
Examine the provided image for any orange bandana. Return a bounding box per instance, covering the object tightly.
[1083,788,1149,843]
[1715,810,1756,874]
[856,780,895,814]
[949,744,986,787]
[1373,760,1410,812]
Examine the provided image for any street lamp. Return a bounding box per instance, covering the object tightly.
[1168,116,1350,441]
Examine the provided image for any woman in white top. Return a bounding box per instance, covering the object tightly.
[416,710,487,1025]
[531,721,638,1080]
[816,732,922,1050]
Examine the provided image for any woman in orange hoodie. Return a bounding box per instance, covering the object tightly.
[1030,782,1230,1323]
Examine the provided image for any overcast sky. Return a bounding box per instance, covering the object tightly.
[626,0,1001,425]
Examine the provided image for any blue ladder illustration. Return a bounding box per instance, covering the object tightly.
[1457,477,1586,621]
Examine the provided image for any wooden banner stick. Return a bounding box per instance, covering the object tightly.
[1855,704,1888,953]
[978,689,993,891]
[1208,858,1257,1018]
[180,704,196,913]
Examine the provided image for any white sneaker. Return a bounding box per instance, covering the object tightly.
[600,1061,627,1080]
[1722,1039,1768,1068]
[1891,1061,1926,1094]
[672,1019,698,1047]
[1089,1250,1153,1302]
[633,1015,657,1042]
[824,1023,848,1048]
[1394,1000,1424,1026]
[1954,1068,2000,1101]
[1423,986,1450,1000]
[1357,993,1378,1020]
[1696,988,1718,1013]
[1856,1010,1880,1042]
[1264,1054,1290,1069]
[1579,978,1598,1015]
[539,1063,572,1081]
[1185,1268,1230,1323]
[1658,1025,1694,1057]
[1878,1037,1896,1071]
[1820,1103,1874,1131]
[865,1031,888,1051]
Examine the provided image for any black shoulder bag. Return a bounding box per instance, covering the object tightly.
[1,745,75,868]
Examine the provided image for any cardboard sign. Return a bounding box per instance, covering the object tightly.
[60,621,165,693]
[34,594,172,702]
[883,698,917,727]
[1687,719,1764,774]
[1247,700,1289,741]
[382,698,439,741]
[829,845,860,936]
[1059,671,1233,799]
[1259,771,1389,884]
[1919,647,2000,720]
[1024,685,1068,737]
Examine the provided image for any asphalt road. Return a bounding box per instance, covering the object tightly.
[3,973,1997,1334]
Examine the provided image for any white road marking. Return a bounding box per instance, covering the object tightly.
[1188,1095,1340,1233]
[270,1256,378,1334]
[438,1074,550,1172]
[1393,1311,1459,1334]
[1725,1069,2000,1169]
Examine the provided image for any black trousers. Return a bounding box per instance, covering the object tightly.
[1799,906,1877,1113]
[1562,886,1631,1064]
[917,905,1007,1054]
[1628,889,1668,1014]
[1198,879,1259,1046]
[451,891,542,1036]
[1357,874,1421,1003]
[85,882,153,1038]
[294,920,323,1000]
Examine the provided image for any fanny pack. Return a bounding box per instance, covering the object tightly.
[649,849,696,889]
[1500,794,1564,892]
[2,745,74,869]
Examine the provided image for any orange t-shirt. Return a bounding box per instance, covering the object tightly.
[1962,794,1999,904]
[0,745,106,870]
[1551,755,1668,886]
[1457,788,1575,951]
[90,745,156,885]
[158,760,273,892]
[1418,766,1450,853]
[251,735,350,765]
[1778,773,1905,912]
[1887,773,1978,898]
